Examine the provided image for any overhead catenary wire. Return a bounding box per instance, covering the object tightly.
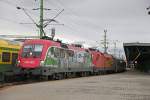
[46,0,105,37]
[0,16,19,24]
[43,9,64,28]
[0,0,104,39]
[45,0,94,30]
[0,0,38,24]
[17,7,39,27]
[54,0,104,29]
[0,0,41,35]
[0,0,39,19]
[0,0,96,36]
[0,0,103,32]
[0,0,18,7]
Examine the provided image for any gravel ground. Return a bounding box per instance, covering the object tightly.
[0,70,150,100]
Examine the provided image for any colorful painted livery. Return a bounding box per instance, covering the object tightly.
[17,39,126,79]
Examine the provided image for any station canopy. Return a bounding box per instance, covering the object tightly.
[123,43,150,72]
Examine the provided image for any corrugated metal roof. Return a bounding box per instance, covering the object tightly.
[123,43,150,46]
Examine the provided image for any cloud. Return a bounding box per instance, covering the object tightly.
[0,0,150,55]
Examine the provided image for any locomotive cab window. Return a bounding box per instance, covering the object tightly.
[23,45,33,52]
[33,45,43,57]
[2,52,10,62]
[22,44,43,58]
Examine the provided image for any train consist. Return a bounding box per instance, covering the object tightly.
[17,39,126,80]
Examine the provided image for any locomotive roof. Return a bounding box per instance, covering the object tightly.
[24,39,87,52]
[88,49,113,58]
[23,39,115,57]
[123,43,150,46]
[24,39,60,46]
[68,45,85,52]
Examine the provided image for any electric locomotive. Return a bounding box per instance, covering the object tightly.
[17,39,93,79]
[88,48,114,74]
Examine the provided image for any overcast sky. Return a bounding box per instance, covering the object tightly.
[0,0,150,56]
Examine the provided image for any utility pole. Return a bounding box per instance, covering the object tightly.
[113,41,117,57]
[147,6,150,14]
[39,0,44,38]
[17,0,64,39]
[118,50,121,59]
[104,29,107,53]
[101,29,108,53]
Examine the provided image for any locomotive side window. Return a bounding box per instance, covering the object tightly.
[47,47,54,57]
[64,50,69,59]
[2,52,10,62]
[54,48,66,58]
[67,50,74,62]
[54,47,60,58]
[53,48,74,58]
[60,49,65,58]
[68,50,74,57]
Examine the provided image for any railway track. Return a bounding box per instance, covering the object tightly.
[0,71,126,89]
[0,80,43,89]
[0,74,98,88]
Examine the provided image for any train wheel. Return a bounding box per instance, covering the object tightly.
[71,72,76,78]
[53,73,64,80]
[94,72,99,75]
[58,73,64,80]
[64,72,68,78]
[80,72,86,77]
[85,72,89,76]
[66,72,72,78]
[40,76,49,81]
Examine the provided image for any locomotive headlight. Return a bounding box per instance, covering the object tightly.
[17,60,20,64]
[40,61,44,66]
[17,60,20,66]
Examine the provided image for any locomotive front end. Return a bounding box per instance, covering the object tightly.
[18,43,44,69]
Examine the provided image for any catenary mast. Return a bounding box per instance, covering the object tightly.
[39,0,44,38]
